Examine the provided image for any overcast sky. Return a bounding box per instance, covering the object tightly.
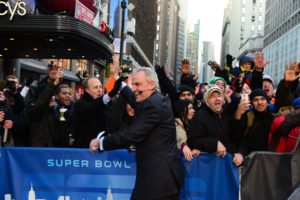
[187,0,228,62]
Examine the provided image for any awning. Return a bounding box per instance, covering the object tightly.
[0,15,113,59]
[19,59,79,82]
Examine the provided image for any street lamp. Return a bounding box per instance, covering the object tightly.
[119,0,127,66]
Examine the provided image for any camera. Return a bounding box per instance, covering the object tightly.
[121,65,133,77]
[208,61,216,67]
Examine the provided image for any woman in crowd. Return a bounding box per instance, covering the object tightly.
[174,99,199,161]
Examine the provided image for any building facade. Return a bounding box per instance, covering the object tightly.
[263,0,300,85]
[221,0,266,67]
[155,0,179,77]
[202,41,215,83]
[174,0,188,84]
[186,20,201,80]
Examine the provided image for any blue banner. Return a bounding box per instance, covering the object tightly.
[0,147,239,200]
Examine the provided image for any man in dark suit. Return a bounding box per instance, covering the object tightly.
[90,67,185,200]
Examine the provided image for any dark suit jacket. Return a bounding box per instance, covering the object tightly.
[73,93,107,147]
[103,91,185,200]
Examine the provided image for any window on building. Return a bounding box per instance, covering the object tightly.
[253,0,256,4]
[259,7,263,12]
[243,0,246,4]
[242,16,245,22]
[47,59,71,70]
[242,7,246,13]
[76,59,88,72]
[258,24,262,31]
[57,59,71,70]
[252,16,255,22]
[251,24,255,31]
[258,15,262,22]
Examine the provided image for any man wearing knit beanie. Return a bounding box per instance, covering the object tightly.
[236,88,274,155]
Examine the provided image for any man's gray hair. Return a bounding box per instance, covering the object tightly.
[133,67,159,89]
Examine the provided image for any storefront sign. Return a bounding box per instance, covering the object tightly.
[75,0,94,25]
[0,0,27,20]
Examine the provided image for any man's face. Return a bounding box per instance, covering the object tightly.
[179,91,194,101]
[48,65,58,80]
[131,71,155,102]
[207,91,223,113]
[85,78,103,99]
[251,96,268,112]
[56,87,71,106]
[7,77,19,89]
[263,80,274,99]
[181,64,190,75]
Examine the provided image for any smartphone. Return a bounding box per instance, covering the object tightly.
[241,93,249,101]
[207,61,215,67]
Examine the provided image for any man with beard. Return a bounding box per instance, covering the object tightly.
[234,88,275,155]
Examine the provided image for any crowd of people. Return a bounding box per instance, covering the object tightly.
[0,51,299,199]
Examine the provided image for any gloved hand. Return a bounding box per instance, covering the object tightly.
[233,77,244,93]
[155,64,167,79]
[108,76,125,98]
[226,54,235,66]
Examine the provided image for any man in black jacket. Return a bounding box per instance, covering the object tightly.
[73,77,122,147]
[90,67,185,200]
[188,84,248,166]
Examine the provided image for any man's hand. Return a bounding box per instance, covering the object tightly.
[155,64,167,78]
[284,62,300,82]
[89,138,100,154]
[233,153,244,166]
[235,99,250,120]
[254,51,270,71]
[192,149,201,157]
[182,145,193,162]
[226,54,235,66]
[54,68,64,86]
[225,86,233,103]
[216,141,227,157]
[110,54,121,80]
[0,110,5,122]
[108,76,125,98]
[3,120,13,129]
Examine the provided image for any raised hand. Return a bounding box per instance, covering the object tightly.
[226,54,235,66]
[254,51,270,71]
[284,62,300,82]
[54,67,64,86]
[108,76,125,98]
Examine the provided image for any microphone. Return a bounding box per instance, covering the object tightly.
[137,89,155,95]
